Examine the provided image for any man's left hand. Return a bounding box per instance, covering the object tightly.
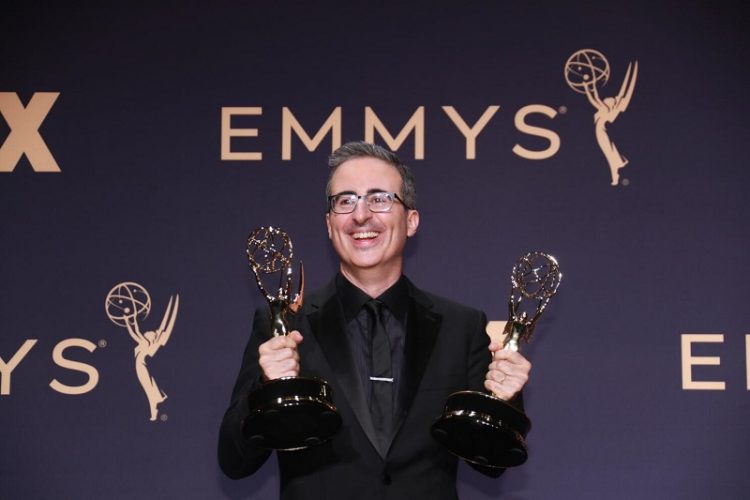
[484,342,531,401]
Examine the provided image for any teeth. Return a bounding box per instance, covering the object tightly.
[353,231,379,240]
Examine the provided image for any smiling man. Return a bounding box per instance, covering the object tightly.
[219,141,531,500]
[325,153,419,298]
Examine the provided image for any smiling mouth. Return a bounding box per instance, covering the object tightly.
[352,231,379,240]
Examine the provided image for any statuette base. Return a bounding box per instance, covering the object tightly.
[242,377,342,451]
[431,390,530,468]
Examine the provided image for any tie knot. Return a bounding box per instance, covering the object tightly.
[364,299,383,318]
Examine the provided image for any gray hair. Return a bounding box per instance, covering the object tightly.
[326,141,417,209]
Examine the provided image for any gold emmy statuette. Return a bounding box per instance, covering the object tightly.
[431,252,562,467]
[243,226,341,450]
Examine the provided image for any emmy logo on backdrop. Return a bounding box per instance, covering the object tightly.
[565,49,638,186]
[105,282,179,421]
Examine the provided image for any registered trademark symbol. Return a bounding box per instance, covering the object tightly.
[558,106,567,114]
[160,414,168,422]
[621,178,630,186]
[98,339,107,348]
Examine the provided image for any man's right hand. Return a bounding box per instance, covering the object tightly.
[258,331,303,381]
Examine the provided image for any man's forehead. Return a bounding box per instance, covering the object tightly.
[330,157,401,190]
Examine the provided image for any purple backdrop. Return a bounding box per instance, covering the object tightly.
[1,1,749,499]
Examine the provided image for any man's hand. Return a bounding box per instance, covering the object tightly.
[484,341,531,401]
[258,331,303,381]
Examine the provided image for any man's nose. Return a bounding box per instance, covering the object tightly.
[351,197,372,223]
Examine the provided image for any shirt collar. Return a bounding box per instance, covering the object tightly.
[336,273,410,324]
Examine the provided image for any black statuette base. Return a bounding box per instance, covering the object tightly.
[242,376,342,451]
[431,390,531,468]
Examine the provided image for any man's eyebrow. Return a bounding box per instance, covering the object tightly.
[331,188,389,196]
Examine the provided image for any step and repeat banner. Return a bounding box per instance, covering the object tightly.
[1,1,748,499]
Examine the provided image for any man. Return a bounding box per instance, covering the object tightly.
[218,142,531,499]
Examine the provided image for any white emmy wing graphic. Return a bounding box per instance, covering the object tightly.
[105,282,179,421]
[565,49,638,186]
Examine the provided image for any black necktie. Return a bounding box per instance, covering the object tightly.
[365,299,393,453]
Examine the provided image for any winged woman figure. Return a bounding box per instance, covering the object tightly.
[125,295,180,421]
[584,61,638,185]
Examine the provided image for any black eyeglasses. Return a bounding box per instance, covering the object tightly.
[328,191,409,214]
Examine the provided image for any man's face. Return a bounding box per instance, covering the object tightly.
[325,157,419,280]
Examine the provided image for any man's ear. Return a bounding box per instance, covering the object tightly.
[325,212,332,239]
[406,209,419,237]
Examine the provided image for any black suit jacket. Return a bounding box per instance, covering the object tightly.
[218,277,504,499]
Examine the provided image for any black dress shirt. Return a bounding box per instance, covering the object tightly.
[335,273,409,410]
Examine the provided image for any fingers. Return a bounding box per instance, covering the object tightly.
[485,350,531,401]
[487,340,504,353]
[491,349,531,372]
[258,330,303,381]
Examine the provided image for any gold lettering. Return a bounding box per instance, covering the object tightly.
[681,334,725,390]
[0,92,61,172]
[281,107,342,160]
[220,107,262,161]
[364,106,425,159]
[512,104,560,160]
[49,338,99,395]
[0,339,38,395]
[442,106,500,159]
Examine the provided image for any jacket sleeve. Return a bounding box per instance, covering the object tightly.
[217,307,273,479]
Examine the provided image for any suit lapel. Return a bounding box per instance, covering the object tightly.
[392,283,442,442]
[306,283,382,458]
